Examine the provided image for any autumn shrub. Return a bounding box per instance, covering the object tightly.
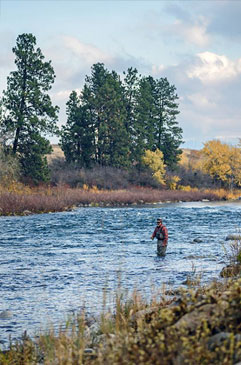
[205,188,241,200]
[0,186,220,216]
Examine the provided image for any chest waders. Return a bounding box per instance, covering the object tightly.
[156,227,167,256]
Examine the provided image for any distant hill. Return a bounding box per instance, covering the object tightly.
[47,144,65,162]
[180,148,202,168]
[47,145,201,166]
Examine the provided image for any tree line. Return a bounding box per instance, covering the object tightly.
[1,33,240,190]
[0,33,183,183]
[60,63,183,170]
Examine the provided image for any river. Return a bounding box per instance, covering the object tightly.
[0,201,241,345]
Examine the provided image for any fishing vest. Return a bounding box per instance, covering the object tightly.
[156,227,164,240]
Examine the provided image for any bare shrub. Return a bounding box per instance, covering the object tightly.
[0,186,219,216]
[49,162,159,190]
[174,166,216,189]
[48,158,83,187]
[0,148,20,186]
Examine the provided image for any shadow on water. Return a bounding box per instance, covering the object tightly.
[0,201,241,344]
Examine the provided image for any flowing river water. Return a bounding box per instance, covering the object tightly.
[0,201,241,345]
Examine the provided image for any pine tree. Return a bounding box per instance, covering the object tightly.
[134,76,183,168]
[153,77,183,168]
[123,68,140,162]
[1,33,59,183]
[134,76,156,163]
[60,91,94,167]
[81,63,130,167]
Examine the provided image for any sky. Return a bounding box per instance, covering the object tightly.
[1,0,241,149]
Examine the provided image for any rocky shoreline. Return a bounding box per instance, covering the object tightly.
[1,258,240,364]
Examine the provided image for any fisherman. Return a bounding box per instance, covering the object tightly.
[151,218,168,256]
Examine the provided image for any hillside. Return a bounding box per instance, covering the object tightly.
[47,144,65,162]
[47,146,201,166]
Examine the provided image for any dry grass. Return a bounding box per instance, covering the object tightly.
[0,276,240,364]
[0,185,220,216]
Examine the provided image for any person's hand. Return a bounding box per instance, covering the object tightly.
[151,236,153,240]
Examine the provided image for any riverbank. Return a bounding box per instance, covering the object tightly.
[1,267,240,364]
[0,185,238,216]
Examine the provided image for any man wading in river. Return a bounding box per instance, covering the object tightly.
[151,218,168,256]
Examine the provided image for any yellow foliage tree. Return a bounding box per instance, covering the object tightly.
[201,140,241,188]
[166,175,180,190]
[142,149,166,185]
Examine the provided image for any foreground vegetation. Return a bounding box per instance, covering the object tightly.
[1,242,240,364]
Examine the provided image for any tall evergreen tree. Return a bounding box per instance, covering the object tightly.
[122,68,142,163]
[134,76,182,168]
[81,63,130,167]
[1,33,59,182]
[60,91,94,167]
[153,77,183,168]
[134,76,156,163]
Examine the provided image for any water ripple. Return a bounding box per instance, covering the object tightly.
[0,201,240,344]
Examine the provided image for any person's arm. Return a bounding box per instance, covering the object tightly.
[151,227,157,240]
[162,226,168,246]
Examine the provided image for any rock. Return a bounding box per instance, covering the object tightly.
[192,238,203,243]
[173,304,217,332]
[207,332,231,350]
[131,306,159,321]
[23,210,33,216]
[88,322,99,334]
[225,234,241,241]
[220,264,241,277]
[208,333,241,362]
[0,310,12,319]
[84,348,95,354]
[235,334,241,342]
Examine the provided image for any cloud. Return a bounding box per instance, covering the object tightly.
[187,93,216,109]
[207,1,241,40]
[143,3,211,48]
[170,16,210,47]
[44,35,148,127]
[152,50,241,148]
[53,88,82,101]
[187,52,241,83]
[152,64,165,76]
[164,1,241,46]
[62,36,112,65]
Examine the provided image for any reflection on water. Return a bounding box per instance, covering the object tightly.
[0,201,241,344]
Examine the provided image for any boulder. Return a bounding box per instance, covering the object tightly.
[192,238,203,243]
[0,310,12,319]
[207,332,231,350]
[220,264,241,277]
[173,302,228,333]
[225,234,241,241]
[131,306,159,321]
[23,210,33,216]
